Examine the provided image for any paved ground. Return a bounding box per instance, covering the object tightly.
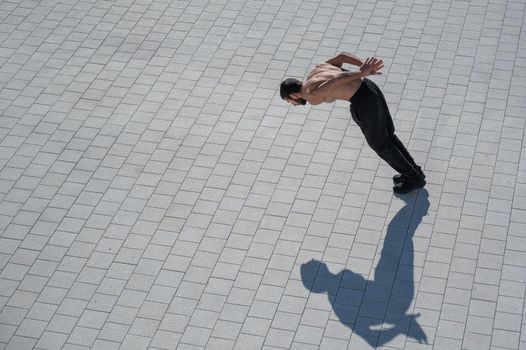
[0,0,525,349]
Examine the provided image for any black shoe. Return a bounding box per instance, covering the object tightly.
[393,166,425,184]
[393,173,426,194]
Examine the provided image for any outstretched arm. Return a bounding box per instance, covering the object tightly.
[326,52,364,67]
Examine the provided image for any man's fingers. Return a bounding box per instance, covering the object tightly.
[362,57,385,76]
[373,62,383,69]
[367,57,383,65]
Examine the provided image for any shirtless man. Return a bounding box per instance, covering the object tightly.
[280,52,425,194]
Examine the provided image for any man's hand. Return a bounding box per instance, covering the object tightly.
[360,57,384,77]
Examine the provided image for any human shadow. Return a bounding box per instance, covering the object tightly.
[301,189,430,347]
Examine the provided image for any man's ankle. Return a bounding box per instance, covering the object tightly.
[403,167,421,178]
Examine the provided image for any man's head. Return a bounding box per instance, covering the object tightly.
[280,78,306,105]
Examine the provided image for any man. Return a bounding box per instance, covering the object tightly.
[280,52,425,194]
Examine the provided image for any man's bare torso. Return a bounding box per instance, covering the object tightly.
[303,62,363,104]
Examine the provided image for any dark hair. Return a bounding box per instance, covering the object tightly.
[280,78,302,99]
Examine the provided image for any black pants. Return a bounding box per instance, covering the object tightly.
[350,78,418,175]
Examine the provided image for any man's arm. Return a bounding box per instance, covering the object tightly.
[326,52,363,67]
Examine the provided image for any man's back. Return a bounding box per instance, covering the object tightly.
[303,62,364,104]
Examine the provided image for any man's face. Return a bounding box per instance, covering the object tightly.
[285,93,306,106]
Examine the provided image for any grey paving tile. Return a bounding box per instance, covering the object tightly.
[492,329,520,349]
[35,331,69,350]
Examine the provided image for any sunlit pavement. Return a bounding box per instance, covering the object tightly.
[0,0,525,349]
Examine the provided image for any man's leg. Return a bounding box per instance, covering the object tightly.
[371,81,421,169]
[351,84,425,193]
[384,116,424,182]
[352,100,415,175]
[391,134,424,184]
[369,80,426,188]
[377,91,423,176]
